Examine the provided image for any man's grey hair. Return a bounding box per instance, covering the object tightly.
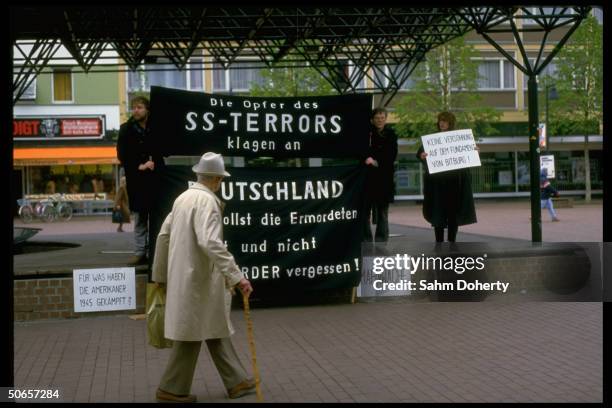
[197,174,222,183]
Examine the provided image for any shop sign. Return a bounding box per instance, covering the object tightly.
[13,116,106,140]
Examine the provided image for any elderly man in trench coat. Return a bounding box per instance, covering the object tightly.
[152,152,256,403]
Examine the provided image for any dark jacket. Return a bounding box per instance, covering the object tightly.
[365,124,398,204]
[541,183,559,200]
[116,118,164,212]
[417,144,477,228]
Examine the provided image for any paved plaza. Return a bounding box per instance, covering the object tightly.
[14,302,603,403]
[15,198,603,241]
[12,198,604,403]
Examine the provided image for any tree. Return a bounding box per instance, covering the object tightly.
[249,58,338,97]
[546,15,602,202]
[393,35,501,139]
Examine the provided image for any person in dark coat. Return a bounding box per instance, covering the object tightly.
[417,112,477,242]
[362,107,398,242]
[117,96,164,265]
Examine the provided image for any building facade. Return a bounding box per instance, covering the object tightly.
[13,8,603,214]
[13,47,122,215]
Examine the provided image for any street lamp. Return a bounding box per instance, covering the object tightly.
[544,83,559,151]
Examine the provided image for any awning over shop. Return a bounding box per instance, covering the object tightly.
[13,146,119,166]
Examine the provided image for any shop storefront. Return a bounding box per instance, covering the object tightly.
[393,136,603,199]
[12,115,120,216]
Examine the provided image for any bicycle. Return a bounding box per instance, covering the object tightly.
[43,194,73,222]
[17,194,73,223]
[17,198,46,223]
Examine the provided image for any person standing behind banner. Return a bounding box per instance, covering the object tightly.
[362,107,398,243]
[117,96,163,266]
[417,112,477,242]
[114,176,131,232]
[152,152,256,403]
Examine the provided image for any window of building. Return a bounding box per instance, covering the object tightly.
[470,152,516,193]
[372,64,388,88]
[14,75,36,100]
[52,69,73,103]
[522,58,557,88]
[371,63,416,90]
[146,63,187,89]
[127,58,204,92]
[26,165,116,197]
[212,62,227,91]
[212,61,264,92]
[523,7,573,26]
[189,58,204,90]
[478,60,500,88]
[349,64,367,90]
[126,58,205,111]
[229,66,265,92]
[476,59,515,90]
[394,155,421,195]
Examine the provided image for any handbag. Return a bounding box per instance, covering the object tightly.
[111,208,124,224]
[146,283,173,349]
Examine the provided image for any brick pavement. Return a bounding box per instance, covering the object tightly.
[14,301,602,403]
[14,197,602,242]
[12,199,604,402]
[389,198,603,242]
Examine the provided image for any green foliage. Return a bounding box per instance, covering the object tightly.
[546,15,602,136]
[249,57,338,97]
[394,35,501,139]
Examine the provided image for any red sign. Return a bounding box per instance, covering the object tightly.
[13,116,105,140]
[60,119,102,136]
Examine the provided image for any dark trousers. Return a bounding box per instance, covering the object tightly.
[363,201,390,242]
[434,223,458,242]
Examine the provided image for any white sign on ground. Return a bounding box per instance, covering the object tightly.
[540,155,555,179]
[421,129,481,174]
[73,267,136,312]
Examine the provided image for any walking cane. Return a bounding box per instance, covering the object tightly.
[242,292,263,402]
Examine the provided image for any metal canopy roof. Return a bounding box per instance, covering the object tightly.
[12,6,591,104]
[9,6,595,242]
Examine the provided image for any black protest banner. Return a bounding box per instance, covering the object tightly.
[150,165,366,292]
[148,86,372,158]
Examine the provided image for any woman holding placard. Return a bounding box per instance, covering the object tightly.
[416,112,477,242]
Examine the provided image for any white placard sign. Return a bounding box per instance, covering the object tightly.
[73,268,136,312]
[421,129,481,174]
[540,155,555,179]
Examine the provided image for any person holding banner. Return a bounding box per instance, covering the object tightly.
[152,152,256,403]
[362,107,398,242]
[417,112,477,242]
[117,96,163,266]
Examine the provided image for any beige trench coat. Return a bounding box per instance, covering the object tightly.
[152,183,244,341]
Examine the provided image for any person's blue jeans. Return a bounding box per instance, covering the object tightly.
[133,211,149,257]
[541,199,558,220]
